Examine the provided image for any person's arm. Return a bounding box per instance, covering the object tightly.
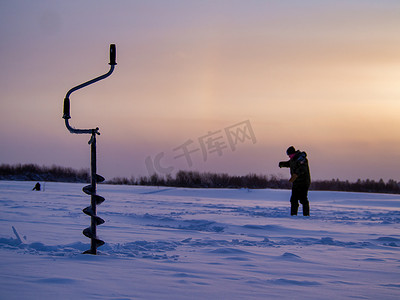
[279,161,290,168]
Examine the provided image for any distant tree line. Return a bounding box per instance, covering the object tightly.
[110,171,280,189]
[1,164,400,194]
[0,163,89,183]
[311,178,400,194]
[109,170,400,194]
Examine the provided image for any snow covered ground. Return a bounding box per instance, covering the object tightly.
[0,180,399,299]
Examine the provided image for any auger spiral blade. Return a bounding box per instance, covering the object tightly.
[94,195,105,205]
[95,174,105,183]
[83,227,104,247]
[82,239,105,255]
[82,185,94,195]
[83,207,105,225]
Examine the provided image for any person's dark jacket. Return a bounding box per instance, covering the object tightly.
[279,151,311,187]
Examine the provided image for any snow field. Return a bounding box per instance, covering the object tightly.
[0,181,399,299]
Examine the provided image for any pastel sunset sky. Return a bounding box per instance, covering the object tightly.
[1,0,400,181]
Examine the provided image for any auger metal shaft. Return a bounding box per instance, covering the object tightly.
[89,132,98,254]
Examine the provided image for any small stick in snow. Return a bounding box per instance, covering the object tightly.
[12,226,23,244]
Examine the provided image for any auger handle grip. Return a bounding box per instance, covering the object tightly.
[109,44,117,65]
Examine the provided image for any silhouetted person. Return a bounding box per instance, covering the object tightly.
[32,182,41,191]
[279,146,311,216]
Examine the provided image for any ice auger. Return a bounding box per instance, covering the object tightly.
[62,44,117,254]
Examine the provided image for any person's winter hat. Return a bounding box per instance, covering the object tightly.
[286,146,296,155]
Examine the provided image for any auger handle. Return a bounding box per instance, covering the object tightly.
[62,44,117,134]
[109,44,117,66]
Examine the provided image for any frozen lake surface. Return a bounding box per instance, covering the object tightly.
[0,181,399,299]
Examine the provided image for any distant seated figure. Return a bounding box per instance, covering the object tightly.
[32,182,41,191]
